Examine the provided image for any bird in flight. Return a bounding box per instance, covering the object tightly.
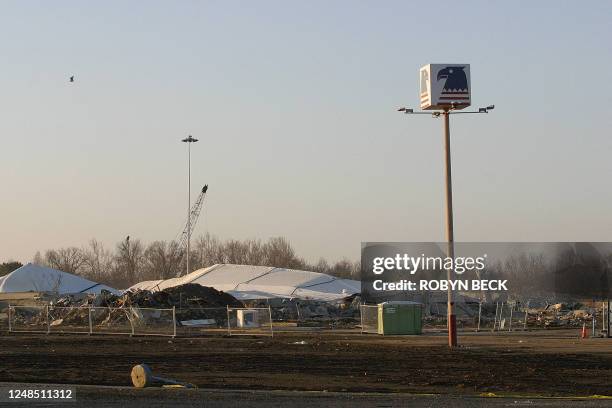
[69,75,75,83]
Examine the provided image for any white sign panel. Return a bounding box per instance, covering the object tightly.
[420,64,471,110]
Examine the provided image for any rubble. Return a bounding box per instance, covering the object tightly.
[53,284,243,309]
[243,296,361,328]
[13,284,245,330]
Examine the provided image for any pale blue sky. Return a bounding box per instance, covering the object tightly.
[1,1,611,264]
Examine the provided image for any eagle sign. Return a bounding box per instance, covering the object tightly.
[419,64,471,110]
[437,66,468,92]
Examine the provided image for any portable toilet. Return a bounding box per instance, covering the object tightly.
[377,301,423,335]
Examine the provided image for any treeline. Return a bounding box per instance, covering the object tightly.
[30,234,360,289]
[0,261,23,277]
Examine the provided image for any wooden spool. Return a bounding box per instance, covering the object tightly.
[131,364,195,388]
[131,364,155,388]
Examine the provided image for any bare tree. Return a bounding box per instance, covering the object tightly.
[143,240,182,280]
[244,239,265,266]
[330,258,358,279]
[192,233,224,270]
[45,247,86,274]
[82,239,114,283]
[32,251,45,266]
[312,258,330,274]
[30,234,361,286]
[223,239,250,265]
[114,237,144,287]
[262,237,304,269]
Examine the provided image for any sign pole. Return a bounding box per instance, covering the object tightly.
[443,110,458,348]
[401,63,493,348]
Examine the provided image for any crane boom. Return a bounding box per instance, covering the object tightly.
[174,184,208,276]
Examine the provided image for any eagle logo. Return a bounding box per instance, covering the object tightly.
[437,66,468,91]
[436,66,469,105]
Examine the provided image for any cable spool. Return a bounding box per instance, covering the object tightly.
[131,364,196,388]
[131,364,155,388]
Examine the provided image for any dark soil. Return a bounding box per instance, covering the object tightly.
[0,331,610,396]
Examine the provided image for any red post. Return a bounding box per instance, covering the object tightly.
[449,314,458,346]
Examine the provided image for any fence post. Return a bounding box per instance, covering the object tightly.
[523,306,528,331]
[508,303,513,332]
[603,302,606,334]
[46,305,50,334]
[268,305,273,338]
[476,302,482,332]
[8,304,11,333]
[89,307,93,335]
[172,306,177,338]
[492,302,499,332]
[592,315,596,337]
[360,304,364,334]
[129,309,135,337]
[226,305,231,336]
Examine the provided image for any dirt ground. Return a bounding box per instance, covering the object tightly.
[0,330,611,397]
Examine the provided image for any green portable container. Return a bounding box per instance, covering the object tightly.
[377,301,423,335]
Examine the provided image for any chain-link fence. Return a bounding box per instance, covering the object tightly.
[360,304,378,334]
[422,301,603,335]
[227,307,273,336]
[8,304,276,337]
[175,307,228,336]
[8,306,48,333]
[130,307,176,336]
[48,306,90,334]
[8,305,176,337]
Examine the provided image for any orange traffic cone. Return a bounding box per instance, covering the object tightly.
[581,323,588,339]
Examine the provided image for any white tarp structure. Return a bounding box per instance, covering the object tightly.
[0,263,120,295]
[129,264,360,302]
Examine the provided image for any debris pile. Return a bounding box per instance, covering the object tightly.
[10,284,245,330]
[422,300,602,330]
[53,283,243,309]
[528,302,595,328]
[244,296,361,328]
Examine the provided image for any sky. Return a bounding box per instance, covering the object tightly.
[1,1,611,265]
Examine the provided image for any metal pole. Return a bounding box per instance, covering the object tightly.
[46,305,50,334]
[360,304,364,334]
[509,303,513,332]
[268,305,274,337]
[606,299,611,338]
[442,111,457,347]
[8,305,11,333]
[187,142,191,277]
[476,302,482,332]
[89,307,93,335]
[296,302,301,322]
[226,306,231,336]
[173,306,177,338]
[492,301,499,332]
[601,302,606,333]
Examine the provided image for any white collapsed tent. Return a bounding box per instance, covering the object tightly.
[0,263,120,295]
[129,264,361,302]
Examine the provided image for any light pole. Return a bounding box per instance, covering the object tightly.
[181,135,198,276]
[398,104,494,347]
